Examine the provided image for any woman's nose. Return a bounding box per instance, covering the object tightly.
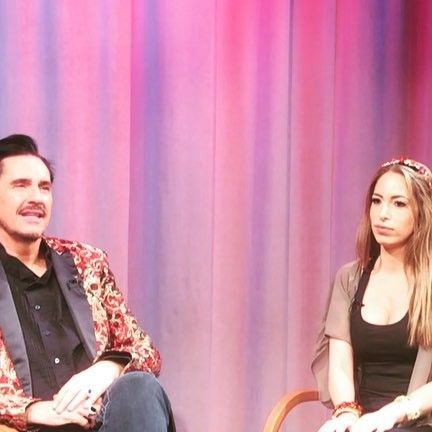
[379,204,390,220]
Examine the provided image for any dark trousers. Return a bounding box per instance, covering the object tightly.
[388,428,432,432]
[96,372,175,432]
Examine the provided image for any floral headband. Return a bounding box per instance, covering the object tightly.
[381,157,432,188]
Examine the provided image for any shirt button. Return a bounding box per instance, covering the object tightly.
[34,305,41,311]
[44,330,51,336]
[54,357,60,365]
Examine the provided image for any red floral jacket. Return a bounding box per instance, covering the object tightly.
[0,237,161,431]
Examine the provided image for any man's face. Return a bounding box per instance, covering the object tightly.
[0,155,52,245]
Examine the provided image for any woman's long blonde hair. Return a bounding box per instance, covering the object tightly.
[356,162,432,348]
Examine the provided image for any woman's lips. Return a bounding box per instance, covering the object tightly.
[374,225,393,235]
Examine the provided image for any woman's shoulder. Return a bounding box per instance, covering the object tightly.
[333,260,362,294]
[335,260,361,276]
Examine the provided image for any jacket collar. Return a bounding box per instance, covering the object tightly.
[50,249,97,360]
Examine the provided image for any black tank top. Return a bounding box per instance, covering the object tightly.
[350,266,418,413]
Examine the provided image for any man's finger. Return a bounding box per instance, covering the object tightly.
[55,388,88,413]
[67,388,93,412]
[84,388,105,408]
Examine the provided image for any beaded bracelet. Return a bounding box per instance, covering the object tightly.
[332,401,363,419]
[394,395,421,422]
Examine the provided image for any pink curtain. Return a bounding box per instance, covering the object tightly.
[0,1,431,430]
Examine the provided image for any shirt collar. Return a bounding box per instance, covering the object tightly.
[0,240,53,284]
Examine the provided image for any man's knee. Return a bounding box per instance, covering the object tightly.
[111,371,164,399]
[98,372,174,430]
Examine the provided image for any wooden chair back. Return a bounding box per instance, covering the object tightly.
[262,389,319,432]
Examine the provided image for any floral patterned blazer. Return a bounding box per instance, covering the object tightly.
[0,237,161,431]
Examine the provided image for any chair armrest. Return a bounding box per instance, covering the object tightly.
[263,389,319,432]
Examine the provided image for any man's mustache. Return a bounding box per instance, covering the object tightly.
[18,204,47,217]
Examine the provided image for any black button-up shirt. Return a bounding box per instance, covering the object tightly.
[0,242,91,400]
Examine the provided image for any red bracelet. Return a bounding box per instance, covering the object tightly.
[332,401,363,419]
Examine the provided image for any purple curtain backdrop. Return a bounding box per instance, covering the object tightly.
[0,1,431,431]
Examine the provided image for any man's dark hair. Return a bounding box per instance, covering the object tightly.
[0,134,54,181]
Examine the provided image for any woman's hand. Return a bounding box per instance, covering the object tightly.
[318,412,358,432]
[350,403,402,432]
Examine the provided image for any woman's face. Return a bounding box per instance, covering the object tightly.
[370,171,415,251]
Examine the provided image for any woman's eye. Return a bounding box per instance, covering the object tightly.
[394,201,407,208]
[371,197,381,205]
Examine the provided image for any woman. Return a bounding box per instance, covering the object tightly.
[312,158,432,432]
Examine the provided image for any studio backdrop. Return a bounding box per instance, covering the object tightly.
[0,1,431,431]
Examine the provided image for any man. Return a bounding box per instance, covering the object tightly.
[0,135,174,431]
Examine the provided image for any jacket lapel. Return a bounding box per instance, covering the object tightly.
[51,250,97,360]
[0,262,32,394]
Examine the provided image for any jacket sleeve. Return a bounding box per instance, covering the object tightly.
[94,251,161,376]
[0,342,39,431]
[311,261,360,407]
[324,262,359,343]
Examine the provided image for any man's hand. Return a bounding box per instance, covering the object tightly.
[53,360,123,414]
[26,400,93,428]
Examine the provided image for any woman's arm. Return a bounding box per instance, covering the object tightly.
[318,338,359,432]
[350,381,432,432]
[406,381,432,416]
[328,338,356,404]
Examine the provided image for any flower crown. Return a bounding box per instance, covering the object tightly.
[381,157,432,188]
